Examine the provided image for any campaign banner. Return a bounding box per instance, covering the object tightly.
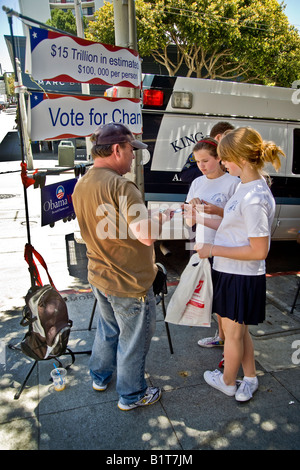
[28,91,143,140]
[25,25,141,88]
[41,178,77,226]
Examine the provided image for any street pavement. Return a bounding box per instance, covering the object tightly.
[0,147,300,453]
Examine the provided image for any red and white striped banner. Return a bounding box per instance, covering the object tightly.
[25,25,141,89]
[28,92,143,141]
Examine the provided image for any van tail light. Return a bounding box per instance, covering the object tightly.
[143,89,164,106]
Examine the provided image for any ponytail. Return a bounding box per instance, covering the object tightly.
[261,141,283,172]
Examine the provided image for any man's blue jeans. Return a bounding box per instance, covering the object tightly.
[90,285,156,405]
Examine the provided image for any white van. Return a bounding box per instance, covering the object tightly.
[109,74,300,240]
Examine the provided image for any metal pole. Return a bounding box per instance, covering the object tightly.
[7,14,28,168]
[113,0,144,196]
[15,58,34,170]
[113,0,129,48]
[128,0,137,50]
[74,0,92,161]
[128,0,144,196]
[7,10,34,286]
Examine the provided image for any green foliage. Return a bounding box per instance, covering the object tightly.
[85,0,300,87]
[46,9,88,35]
[86,2,115,44]
[3,73,15,97]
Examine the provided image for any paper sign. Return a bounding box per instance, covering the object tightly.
[41,179,77,226]
[28,92,143,140]
[25,25,141,89]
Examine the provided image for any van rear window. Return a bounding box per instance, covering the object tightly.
[293,129,300,174]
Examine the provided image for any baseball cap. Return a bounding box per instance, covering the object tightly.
[92,122,148,149]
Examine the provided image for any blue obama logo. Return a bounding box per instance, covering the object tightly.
[56,185,65,200]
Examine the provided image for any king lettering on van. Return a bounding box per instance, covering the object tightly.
[106,74,300,241]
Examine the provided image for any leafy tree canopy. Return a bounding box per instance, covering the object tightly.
[86,0,300,87]
[46,9,88,36]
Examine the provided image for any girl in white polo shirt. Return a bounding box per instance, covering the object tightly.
[188,127,285,402]
[186,137,239,247]
[186,137,239,350]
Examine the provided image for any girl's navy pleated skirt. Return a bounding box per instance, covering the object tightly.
[212,269,266,325]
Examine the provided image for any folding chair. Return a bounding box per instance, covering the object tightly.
[88,263,174,354]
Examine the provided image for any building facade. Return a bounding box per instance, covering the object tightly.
[18,0,106,33]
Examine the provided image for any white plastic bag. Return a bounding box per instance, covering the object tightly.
[165,253,212,327]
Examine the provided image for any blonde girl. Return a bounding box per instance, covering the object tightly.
[190,127,285,402]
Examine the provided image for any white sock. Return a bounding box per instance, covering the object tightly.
[244,376,258,384]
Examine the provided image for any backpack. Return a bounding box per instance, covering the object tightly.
[20,244,73,361]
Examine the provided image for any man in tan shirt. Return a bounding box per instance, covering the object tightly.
[72,122,172,410]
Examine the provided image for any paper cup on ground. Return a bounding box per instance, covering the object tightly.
[50,367,67,391]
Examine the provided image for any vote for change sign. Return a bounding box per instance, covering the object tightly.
[25,25,141,89]
[28,92,143,141]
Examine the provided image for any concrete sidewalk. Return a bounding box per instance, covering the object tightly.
[0,158,300,451]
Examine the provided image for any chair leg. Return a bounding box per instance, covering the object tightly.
[14,360,38,400]
[88,298,97,330]
[161,295,174,354]
[11,347,91,400]
[290,280,300,314]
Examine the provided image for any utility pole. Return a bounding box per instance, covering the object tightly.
[113,0,144,197]
[74,0,92,161]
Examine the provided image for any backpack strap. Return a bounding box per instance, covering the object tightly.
[24,243,56,289]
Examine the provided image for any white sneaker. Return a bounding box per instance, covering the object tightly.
[198,331,224,348]
[118,387,161,411]
[92,381,108,391]
[203,370,237,396]
[235,378,258,402]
